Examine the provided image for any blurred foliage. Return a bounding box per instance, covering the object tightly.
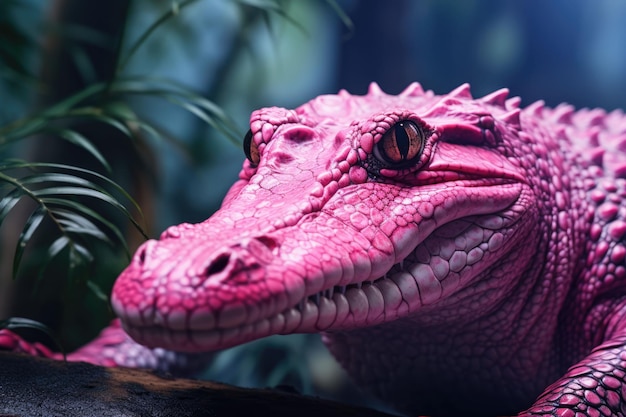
[0,0,41,124]
[0,1,36,82]
[0,3,245,308]
[0,0,357,404]
[1,0,341,300]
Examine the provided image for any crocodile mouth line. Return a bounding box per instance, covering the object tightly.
[121,276,394,352]
[119,263,402,349]
[120,211,513,353]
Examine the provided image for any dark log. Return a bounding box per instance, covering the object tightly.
[0,351,399,417]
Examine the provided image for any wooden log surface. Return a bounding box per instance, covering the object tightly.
[0,351,400,417]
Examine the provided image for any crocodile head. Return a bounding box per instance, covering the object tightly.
[111,83,534,352]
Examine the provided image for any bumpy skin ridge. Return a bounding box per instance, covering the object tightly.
[4,82,626,416]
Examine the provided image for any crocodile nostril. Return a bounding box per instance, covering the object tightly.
[256,236,278,252]
[205,253,231,276]
[138,248,146,264]
[135,241,153,265]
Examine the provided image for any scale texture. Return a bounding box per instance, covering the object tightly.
[4,82,626,417]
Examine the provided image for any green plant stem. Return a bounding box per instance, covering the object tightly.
[115,0,203,76]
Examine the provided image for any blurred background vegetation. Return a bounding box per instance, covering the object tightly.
[0,0,625,411]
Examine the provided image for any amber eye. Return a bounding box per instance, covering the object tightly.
[243,129,260,166]
[375,120,425,167]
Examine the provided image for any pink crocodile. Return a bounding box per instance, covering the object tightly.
[4,83,626,416]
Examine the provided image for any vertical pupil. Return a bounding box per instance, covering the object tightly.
[394,123,410,160]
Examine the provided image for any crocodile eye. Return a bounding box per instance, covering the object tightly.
[243,129,260,166]
[375,120,425,167]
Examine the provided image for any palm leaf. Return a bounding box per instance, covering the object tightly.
[116,0,204,75]
[45,129,111,172]
[108,77,242,143]
[0,162,146,279]
[13,206,46,278]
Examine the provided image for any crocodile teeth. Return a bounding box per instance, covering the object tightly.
[290,275,394,330]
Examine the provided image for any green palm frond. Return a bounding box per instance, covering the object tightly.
[110,77,242,143]
[116,0,204,75]
[0,77,241,152]
[0,161,145,280]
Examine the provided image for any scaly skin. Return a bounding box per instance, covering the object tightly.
[3,83,626,416]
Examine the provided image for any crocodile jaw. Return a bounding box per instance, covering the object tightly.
[111,179,524,352]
